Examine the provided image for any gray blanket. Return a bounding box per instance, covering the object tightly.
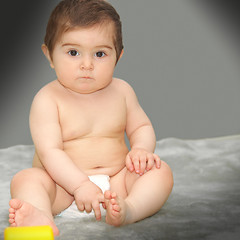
[1,136,240,239]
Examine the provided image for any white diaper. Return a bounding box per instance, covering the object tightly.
[57,174,110,219]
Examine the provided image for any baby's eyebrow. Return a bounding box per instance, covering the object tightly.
[61,43,113,50]
[61,43,80,48]
[95,45,113,50]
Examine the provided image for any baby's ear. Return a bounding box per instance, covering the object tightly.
[116,49,124,65]
[41,44,54,69]
[119,49,124,60]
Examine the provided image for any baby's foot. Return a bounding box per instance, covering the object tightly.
[104,190,133,226]
[9,199,59,236]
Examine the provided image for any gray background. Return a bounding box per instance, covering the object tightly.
[1,0,240,148]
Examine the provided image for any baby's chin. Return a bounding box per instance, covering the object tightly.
[58,81,110,95]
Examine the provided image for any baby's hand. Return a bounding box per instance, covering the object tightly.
[73,180,104,221]
[126,148,161,175]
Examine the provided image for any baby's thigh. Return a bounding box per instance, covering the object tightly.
[11,168,56,195]
[51,184,74,215]
[110,167,128,199]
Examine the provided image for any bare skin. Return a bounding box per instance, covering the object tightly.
[104,191,129,226]
[9,199,59,236]
[9,24,173,236]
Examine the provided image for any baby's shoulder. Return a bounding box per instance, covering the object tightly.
[112,78,137,101]
[112,78,135,94]
[32,80,59,103]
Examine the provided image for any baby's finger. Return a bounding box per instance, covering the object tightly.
[132,156,140,174]
[139,156,146,175]
[77,202,84,212]
[154,154,161,168]
[102,202,106,209]
[126,154,134,172]
[92,200,101,221]
[84,203,92,213]
[97,193,105,203]
[146,154,155,170]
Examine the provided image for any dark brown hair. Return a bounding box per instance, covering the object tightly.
[44,0,123,62]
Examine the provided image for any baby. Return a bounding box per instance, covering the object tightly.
[8,0,173,236]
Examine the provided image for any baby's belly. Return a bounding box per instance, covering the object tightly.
[34,137,129,176]
[65,137,129,175]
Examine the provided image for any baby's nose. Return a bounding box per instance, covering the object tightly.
[80,56,93,70]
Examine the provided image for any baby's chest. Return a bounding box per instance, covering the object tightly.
[58,97,127,140]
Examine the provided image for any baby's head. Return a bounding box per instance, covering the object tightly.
[44,0,123,62]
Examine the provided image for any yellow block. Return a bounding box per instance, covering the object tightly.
[4,226,54,240]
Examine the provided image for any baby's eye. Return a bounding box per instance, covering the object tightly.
[95,51,106,58]
[68,50,79,56]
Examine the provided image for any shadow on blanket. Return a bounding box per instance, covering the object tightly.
[1,136,240,240]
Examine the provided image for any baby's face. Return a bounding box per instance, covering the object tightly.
[49,23,117,94]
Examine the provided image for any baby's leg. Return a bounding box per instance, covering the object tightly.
[9,168,73,236]
[105,161,173,226]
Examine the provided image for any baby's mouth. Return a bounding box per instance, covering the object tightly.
[81,76,93,79]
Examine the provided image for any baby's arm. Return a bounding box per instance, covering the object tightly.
[30,88,103,219]
[123,81,161,175]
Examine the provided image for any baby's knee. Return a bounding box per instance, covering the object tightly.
[11,168,31,184]
[154,161,174,189]
[12,168,42,180]
[11,168,51,189]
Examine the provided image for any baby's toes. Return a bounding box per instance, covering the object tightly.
[110,198,117,205]
[111,192,117,199]
[9,218,15,224]
[9,213,15,219]
[9,208,15,214]
[9,209,16,224]
[112,204,121,212]
[104,190,112,200]
[104,190,112,208]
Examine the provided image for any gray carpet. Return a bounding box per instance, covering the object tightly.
[1,135,240,239]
